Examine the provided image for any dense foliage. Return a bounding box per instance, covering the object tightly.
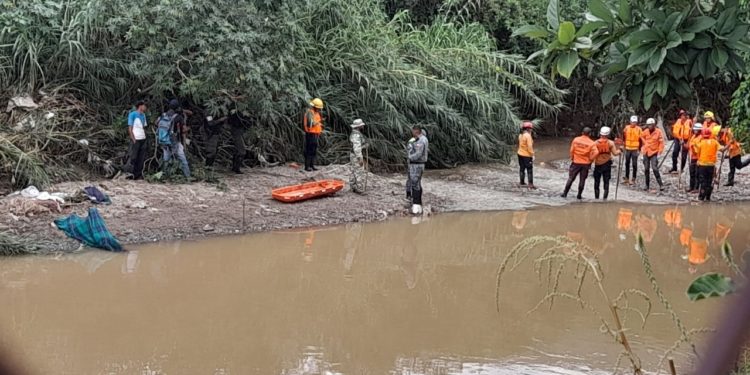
[0,0,563,188]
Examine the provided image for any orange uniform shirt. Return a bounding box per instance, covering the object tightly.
[689,134,702,160]
[623,124,642,151]
[671,118,693,141]
[720,128,742,158]
[697,138,720,166]
[641,128,665,157]
[303,109,323,134]
[517,132,534,157]
[594,138,620,165]
[570,135,598,165]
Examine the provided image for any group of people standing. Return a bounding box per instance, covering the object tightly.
[518,110,750,202]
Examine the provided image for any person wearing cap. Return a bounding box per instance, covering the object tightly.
[349,119,367,194]
[158,99,191,178]
[687,123,704,193]
[622,115,642,185]
[695,127,726,201]
[561,127,599,200]
[641,118,665,192]
[517,121,536,189]
[126,100,148,180]
[704,111,720,137]
[593,126,621,200]
[670,110,693,174]
[303,98,325,171]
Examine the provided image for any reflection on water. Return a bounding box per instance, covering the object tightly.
[0,204,746,374]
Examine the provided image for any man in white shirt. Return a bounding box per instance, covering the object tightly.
[127,101,148,180]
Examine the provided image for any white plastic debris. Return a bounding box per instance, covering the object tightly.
[45,112,55,119]
[6,96,39,112]
[78,139,90,147]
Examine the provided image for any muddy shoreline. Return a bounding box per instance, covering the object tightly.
[3,140,750,253]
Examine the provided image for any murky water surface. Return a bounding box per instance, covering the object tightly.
[1,204,747,374]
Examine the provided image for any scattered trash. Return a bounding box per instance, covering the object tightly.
[44,112,55,119]
[6,95,38,112]
[78,139,89,147]
[19,185,65,203]
[128,201,148,209]
[202,224,215,232]
[83,186,111,205]
[54,208,123,252]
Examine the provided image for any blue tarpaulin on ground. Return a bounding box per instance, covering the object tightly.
[54,207,123,252]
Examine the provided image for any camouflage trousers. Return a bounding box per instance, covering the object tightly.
[407,163,424,203]
[350,159,367,194]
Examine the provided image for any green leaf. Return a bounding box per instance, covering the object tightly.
[513,25,551,39]
[725,24,749,43]
[649,48,667,72]
[576,21,608,37]
[663,12,684,34]
[666,31,682,49]
[689,33,712,49]
[618,0,631,24]
[645,9,666,24]
[628,45,658,68]
[717,8,738,35]
[645,77,658,95]
[574,36,593,49]
[547,0,560,30]
[527,49,547,62]
[666,48,688,64]
[557,50,580,79]
[629,29,662,45]
[589,0,614,23]
[558,21,577,45]
[680,32,695,42]
[682,16,716,33]
[664,61,686,79]
[711,48,729,68]
[643,89,655,110]
[601,78,624,105]
[628,84,643,104]
[687,273,735,301]
[672,79,692,98]
[727,40,750,53]
[656,74,668,97]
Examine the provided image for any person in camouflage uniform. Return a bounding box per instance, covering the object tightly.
[349,119,367,194]
[407,126,429,214]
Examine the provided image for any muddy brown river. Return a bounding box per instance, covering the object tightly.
[1,203,746,374]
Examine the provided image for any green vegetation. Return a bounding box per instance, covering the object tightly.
[0,0,564,188]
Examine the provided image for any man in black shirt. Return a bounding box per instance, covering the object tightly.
[203,108,247,174]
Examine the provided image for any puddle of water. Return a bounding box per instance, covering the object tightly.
[0,203,744,374]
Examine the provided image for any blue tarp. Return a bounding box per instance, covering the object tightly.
[54,208,123,252]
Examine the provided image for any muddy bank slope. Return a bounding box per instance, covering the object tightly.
[3,145,750,252]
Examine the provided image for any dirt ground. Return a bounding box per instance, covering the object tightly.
[3,139,750,253]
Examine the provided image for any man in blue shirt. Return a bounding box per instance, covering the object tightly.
[127,101,148,180]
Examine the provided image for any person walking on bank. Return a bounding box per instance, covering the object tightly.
[561,127,599,200]
[695,127,725,201]
[349,119,367,194]
[408,126,429,215]
[157,99,191,178]
[127,100,148,180]
[670,109,693,174]
[687,123,704,193]
[593,126,621,200]
[517,121,536,189]
[723,126,750,187]
[303,98,325,172]
[641,118,665,192]
[623,115,642,185]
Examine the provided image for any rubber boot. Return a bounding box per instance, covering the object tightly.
[528,170,534,187]
[310,156,318,171]
[594,186,600,200]
[412,189,423,205]
[304,157,313,172]
[603,187,609,200]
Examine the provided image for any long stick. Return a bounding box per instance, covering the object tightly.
[714,149,727,190]
[615,152,623,200]
[659,140,675,169]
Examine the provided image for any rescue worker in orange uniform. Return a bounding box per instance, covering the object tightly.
[641,118,665,192]
[517,121,536,189]
[561,127,599,199]
[703,111,720,138]
[623,115,642,185]
[303,98,325,171]
[669,109,693,174]
[694,127,725,201]
[687,123,703,193]
[721,126,750,186]
[593,126,622,200]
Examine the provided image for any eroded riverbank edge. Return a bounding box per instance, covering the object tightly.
[3,156,750,253]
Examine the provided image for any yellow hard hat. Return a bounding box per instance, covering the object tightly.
[310,98,324,109]
[704,111,714,119]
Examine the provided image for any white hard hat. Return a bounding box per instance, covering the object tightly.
[630,115,638,123]
[693,122,703,130]
[600,126,611,136]
[646,118,656,125]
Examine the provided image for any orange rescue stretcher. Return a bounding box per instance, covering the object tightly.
[272,179,345,203]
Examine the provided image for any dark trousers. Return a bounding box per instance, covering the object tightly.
[727,155,750,185]
[304,132,319,169]
[697,165,715,201]
[230,125,246,172]
[624,150,639,180]
[204,133,220,167]
[643,153,663,189]
[671,139,688,172]
[563,163,590,199]
[128,139,147,179]
[689,159,698,191]
[518,155,533,185]
[593,161,612,200]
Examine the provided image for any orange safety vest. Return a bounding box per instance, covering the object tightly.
[618,208,633,231]
[641,128,664,157]
[688,238,708,265]
[720,128,742,158]
[689,134,702,160]
[672,118,693,141]
[303,109,323,134]
[624,125,643,151]
[594,139,613,165]
[697,138,720,166]
[570,135,598,164]
[517,132,534,157]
